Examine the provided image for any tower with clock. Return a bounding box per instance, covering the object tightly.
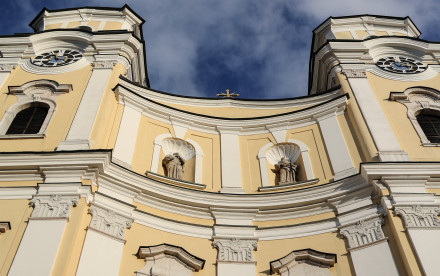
[0,6,440,276]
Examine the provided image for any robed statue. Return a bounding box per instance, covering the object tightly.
[163,152,185,180]
[273,157,297,184]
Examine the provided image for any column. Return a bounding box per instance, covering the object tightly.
[339,216,399,276]
[8,194,78,276]
[76,205,133,276]
[316,111,357,180]
[343,69,409,161]
[217,127,243,193]
[112,101,142,168]
[0,64,15,89]
[57,60,115,151]
[394,205,440,275]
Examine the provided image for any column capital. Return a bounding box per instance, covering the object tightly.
[88,205,133,240]
[339,216,385,249]
[0,63,16,72]
[92,60,116,69]
[213,237,257,262]
[29,194,78,219]
[342,69,366,78]
[394,205,440,229]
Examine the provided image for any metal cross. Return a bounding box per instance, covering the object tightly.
[216,89,240,98]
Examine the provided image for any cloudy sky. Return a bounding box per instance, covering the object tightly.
[1,0,440,98]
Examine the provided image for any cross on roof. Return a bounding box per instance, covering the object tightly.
[216,89,240,98]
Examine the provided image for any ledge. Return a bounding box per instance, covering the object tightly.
[0,221,11,233]
[0,134,45,139]
[146,171,206,190]
[258,178,319,192]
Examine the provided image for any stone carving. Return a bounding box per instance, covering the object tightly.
[270,249,336,276]
[29,194,78,218]
[0,64,16,72]
[212,238,257,262]
[88,206,132,239]
[162,138,195,160]
[163,152,185,180]
[394,205,440,228]
[342,69,366,78]
[92,60,116,69]
[273,157,297,184]
[339,217,385,249]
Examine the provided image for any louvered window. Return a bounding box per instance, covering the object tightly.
[417,114,440,143]
[6,106,48,134]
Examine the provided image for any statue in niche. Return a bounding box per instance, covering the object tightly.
[273,157,297,184]
[163,152,185,180]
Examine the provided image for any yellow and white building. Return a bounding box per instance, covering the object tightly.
[0,5,440,276]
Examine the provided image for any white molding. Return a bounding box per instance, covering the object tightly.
[217,127,244,193]
[257,142,274,187]
[185,138,204,183]
[270,249,336,276]
[394,205,440,228]
[136,244,205,275]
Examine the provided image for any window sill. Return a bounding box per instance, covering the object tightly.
[422,142,440,147]
[258,178,319,192]
[0,134,45,139]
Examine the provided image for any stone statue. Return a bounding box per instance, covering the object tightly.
[273,157,297,184]
[163,152,185,180]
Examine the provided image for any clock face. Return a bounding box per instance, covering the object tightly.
[32,50,82,67]
[376,56,427,74]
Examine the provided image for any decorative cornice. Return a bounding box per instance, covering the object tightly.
[92,60,116,69]
[394,205,440,228]
[89,205,133,239]
[270,249,336,274]
[0,63,16,72]
[339,216,385,249]
[30,194,78,219]
[342,69,366,78]
[137,244,205,272]
[212,238,257,262]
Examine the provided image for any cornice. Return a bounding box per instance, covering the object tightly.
[115,85,348,135]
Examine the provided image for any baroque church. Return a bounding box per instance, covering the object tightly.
[1,5,440,276]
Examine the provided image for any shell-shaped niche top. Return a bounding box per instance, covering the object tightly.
[266,143,301,165]
[162,138,196,160]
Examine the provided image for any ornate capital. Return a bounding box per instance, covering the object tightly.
[92,60,116,69]
[0,63,16,72]
[212,238,257,262]
[394,205,440,228]
[342,69,366,78]
[88,206,132,239]
[30,195,78,219]
[339,217,385,249]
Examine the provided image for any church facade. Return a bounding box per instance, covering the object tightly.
[0,5,440,276]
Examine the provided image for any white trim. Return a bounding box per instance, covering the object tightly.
[257,142,274,187]
[186,138,204,183]
[0,80,72,136]
[150,133,172,173]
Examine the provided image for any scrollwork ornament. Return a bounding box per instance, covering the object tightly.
[339,217,385,249]
[88,206,133,239]
[342,69,366,78]
[29,194,78,219]
[213,238,257,262]
[394,205,440,228]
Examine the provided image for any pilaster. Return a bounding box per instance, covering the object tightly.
[76,204,133,276]
[8,188,80,276]
[213,238,258,276]
[342,68,409,161]
[57,59,116,151]
[339,216,399,276]
[394,205,440,275]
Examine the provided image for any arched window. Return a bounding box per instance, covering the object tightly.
[417,113,440,143]
[6,105,49,134]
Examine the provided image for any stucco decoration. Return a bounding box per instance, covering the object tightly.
[161,138,195,161]
[390,87,440,145]
[266,143,301,166]
[270,249,336,276]
[88,205,133,239]
[394,205,440,228]
[213,238,257,262]
[136,244,205,276]
[30,194,78,219]
[339,216,385,249]
[163,152,185,180]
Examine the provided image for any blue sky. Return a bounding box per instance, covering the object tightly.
[1,0,440,99]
